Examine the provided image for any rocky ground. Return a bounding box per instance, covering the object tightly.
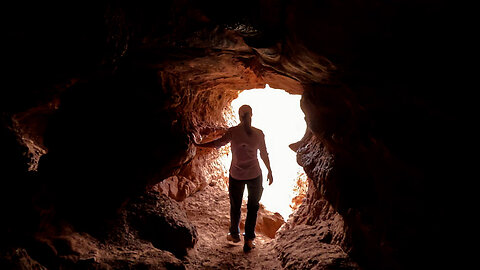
[180,180,360,270]
[0,175,358,270]
[181,182,284,270]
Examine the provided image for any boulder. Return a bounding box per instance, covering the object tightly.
[0,248,47,270]
[275,224,359,270]
[153,176,197,202]
[240,203,285,239]
[125,191,198,257]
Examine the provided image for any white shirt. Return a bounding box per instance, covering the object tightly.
[209,125,268,180]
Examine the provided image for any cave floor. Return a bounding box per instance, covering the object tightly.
[181,183,283,269]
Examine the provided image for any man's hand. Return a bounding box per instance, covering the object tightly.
[192,133,202,146]
[267,170,273,185]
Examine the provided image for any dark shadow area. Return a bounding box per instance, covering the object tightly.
[1,1,475,269]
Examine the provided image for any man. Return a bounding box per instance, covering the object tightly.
[193,105,273,252]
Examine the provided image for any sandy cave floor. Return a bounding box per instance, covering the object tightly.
[181,183,283,270]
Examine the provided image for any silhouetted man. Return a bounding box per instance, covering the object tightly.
[193,105,273,252]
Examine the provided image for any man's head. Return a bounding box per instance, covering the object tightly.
[239,105,252,126]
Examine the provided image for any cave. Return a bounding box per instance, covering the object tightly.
[0,1,474,269]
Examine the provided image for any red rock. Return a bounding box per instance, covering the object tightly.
[153,175,196,202]
[240,203,285,239]
[1,1,470,269]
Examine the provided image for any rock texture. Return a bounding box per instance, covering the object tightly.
[125,191,198,257]
[13,191,194,270]
[275,224,359,270]
[154,175,198,202]
[30,227,185,270]
[240,202,285,239]
[182,182,284,269]
[0,248,46,270]
[1,0,473,269]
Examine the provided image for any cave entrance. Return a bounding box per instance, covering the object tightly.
[225,84,308,219]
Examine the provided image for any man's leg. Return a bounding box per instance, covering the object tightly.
[228,176,245,240]
[244,175,263,241]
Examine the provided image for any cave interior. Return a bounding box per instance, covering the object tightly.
[0,1,474,269]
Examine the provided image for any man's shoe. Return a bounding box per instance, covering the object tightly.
[243,239,256,252]
[227,233,241,243]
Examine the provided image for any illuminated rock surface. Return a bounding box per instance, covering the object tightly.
[1,1,472,269]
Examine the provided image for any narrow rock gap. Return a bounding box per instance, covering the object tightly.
[169,86,354,269]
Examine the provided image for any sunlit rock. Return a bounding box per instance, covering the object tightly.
[0,0,471,269]
[153,175,195,202]
[240,203,285,239]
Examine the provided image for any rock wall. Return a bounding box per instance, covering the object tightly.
[1,0,473,269]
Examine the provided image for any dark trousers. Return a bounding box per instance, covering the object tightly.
[228,175,263,240]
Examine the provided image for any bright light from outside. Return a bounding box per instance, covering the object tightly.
[227,84,307,219]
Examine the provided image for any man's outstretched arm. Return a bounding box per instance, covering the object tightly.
[193,129,231,149]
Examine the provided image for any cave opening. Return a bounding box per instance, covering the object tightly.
[224,84,308,219]
[1,1,470,269]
